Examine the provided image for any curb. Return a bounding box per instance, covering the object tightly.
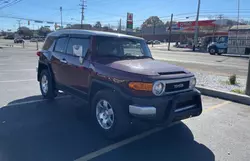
[196,86,250,106]
[222,54,249,59]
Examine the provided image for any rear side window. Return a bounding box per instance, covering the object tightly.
[66,38,90,57]
[54,37,68,53]
[42,36,55,50]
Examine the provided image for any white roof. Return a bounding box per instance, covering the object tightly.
[48,29,143,40]
[230,25,250,30]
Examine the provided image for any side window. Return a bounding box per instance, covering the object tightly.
[66,38,89,57]
[54,37,68,53]
[43,36,55,50]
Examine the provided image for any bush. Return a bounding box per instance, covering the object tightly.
[229,74,236,85]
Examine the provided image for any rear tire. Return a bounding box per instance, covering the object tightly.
[92,89,130,139]
[39,70,57,100]
[209,47,216,55]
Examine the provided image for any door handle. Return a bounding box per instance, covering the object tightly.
[60,59,67,64]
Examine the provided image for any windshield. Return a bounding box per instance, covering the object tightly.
[95,36,152,59]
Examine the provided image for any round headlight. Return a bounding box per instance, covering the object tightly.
[190,77,196,89]
[152,82,165,96]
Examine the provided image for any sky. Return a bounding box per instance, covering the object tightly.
[0,0,250,31]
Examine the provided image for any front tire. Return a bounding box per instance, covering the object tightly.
[39,70,57,100]
[92,89,130,139]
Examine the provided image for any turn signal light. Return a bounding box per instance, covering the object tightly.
[36,51,42,56]
[128,82,153,91]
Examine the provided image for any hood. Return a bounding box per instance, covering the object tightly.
[96,58,188,76]
[208,42,216,46]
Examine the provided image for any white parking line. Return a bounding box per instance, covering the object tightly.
[0,63,37,66]
[74,126,166,161]
[4,95,71,107]
[0,79,36,83]
[75,99,231,161]
[0,69,35,72]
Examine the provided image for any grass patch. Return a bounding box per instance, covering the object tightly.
[231,89,245,94]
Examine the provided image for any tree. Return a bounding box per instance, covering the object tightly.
[135,27,141,32]
[38,27,51,37]
[94,21,102,29]
[17,27,33,37]
[141,16,165,28]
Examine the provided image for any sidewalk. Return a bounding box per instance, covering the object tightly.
[150,44,250,58]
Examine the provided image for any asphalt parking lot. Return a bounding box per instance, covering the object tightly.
[0,47,250,161]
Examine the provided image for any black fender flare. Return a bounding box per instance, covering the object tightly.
[37,61,54,81]
[88,79,131,101]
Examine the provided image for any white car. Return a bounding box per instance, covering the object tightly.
[30,38,38,42]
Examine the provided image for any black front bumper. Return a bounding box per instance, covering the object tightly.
[127,89,202,124]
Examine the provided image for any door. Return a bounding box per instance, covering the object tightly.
[63,37,91,94]
[51,36,69,85]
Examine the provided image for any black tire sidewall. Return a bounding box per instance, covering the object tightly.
[39,70,56,99]
[209,47,216,55]
[92,89,130,139]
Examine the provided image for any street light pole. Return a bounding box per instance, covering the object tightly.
[60,7,63,28]
[193,0,201,51]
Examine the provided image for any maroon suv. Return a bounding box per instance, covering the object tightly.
[37,29,202,138]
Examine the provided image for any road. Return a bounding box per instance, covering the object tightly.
[0,47,250,161]
[0,39,43,50]
[150,47,249,78]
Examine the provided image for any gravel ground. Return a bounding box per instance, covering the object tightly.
[194,71,246,93]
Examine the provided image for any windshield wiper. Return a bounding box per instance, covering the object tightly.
[99,55,122,59]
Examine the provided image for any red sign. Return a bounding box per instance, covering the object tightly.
[127,13,133,30]
[177,20,216,28]
[127,13,133,22]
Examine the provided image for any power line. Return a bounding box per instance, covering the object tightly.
[0,0,11,6]
[0,0,23,10]
[0,15,72,24]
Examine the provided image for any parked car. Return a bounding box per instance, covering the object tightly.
[146,40,154,44]
[14,38,25,43]
[38,37,45,42]
[37,30,202,139]
[154,40,161,44]
[4,35,14,39]
[30,38,38,42]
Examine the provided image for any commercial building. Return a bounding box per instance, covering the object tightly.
[228,25,250,55]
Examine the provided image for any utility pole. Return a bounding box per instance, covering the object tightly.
[168,14,173,51]
[17,20,21,28]
[246,58,250,95]
[218,14,224,26]
[153,20,156,35]
[152,20,156,47]
[80,0,86,29]
[236,0,240,55]
[60,7,63,28]
[193,0,200,51]
[118,18,122,33]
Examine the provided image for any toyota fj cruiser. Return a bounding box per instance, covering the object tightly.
[37,29,202,138]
